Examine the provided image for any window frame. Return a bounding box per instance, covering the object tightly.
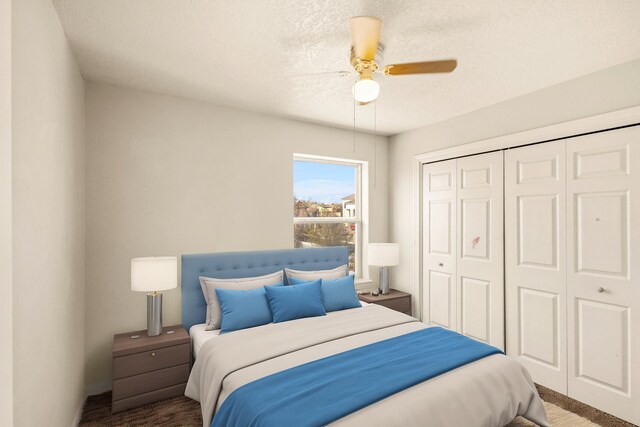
[293,154,370,283]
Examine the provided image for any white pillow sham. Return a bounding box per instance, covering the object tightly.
[284,264,348,282]
[199,270,284,330]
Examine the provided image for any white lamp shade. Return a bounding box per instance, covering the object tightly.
[368,243,399,267]
[131,256,178,292]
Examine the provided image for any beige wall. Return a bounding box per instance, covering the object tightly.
[85,82,389,388]
[11,0,86,425]
[388,59,640,310]
[0,0,13,425]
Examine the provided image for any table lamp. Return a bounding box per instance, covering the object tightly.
[368,243,399,295]
[131,256,177,336]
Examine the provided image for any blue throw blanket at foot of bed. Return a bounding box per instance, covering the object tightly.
[211,327,502,427]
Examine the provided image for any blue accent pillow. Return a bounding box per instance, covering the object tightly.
[289,275,361,312]
[215,285,279,333]
[321,275,361,312]
[264,279,326,323]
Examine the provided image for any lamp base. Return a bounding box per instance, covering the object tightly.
[147,292,163,336]
[379,267,390,295]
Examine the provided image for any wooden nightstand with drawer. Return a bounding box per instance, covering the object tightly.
[358,289,412,316]
[112,325,190,412]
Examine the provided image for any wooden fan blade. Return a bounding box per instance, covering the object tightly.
[384,59,457,76]
[349,16,381,61]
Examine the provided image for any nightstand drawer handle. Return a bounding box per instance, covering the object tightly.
[151,352,156,357]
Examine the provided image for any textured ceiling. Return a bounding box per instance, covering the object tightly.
[52,0,640,135]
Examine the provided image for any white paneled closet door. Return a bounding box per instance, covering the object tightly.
[505,141,568,394]
[566,127,640,424]
[423,152,504,350]
[422,159,457,331]
[456,152,504,350]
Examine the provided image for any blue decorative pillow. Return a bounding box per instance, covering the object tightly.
[264,279,326,323]
[289,275,360,312]
[215,285,279,333]
[321,275,361,312]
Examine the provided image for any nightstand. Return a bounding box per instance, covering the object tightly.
[112,325,190,412]
[359,289,412,316]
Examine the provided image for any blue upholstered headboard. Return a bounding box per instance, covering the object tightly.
[181,247,349,332]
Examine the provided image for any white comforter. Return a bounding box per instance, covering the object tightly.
[186,304,549,427]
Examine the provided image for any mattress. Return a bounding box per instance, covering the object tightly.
[190,324,221,357]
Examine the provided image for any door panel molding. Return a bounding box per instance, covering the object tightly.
[460,198,491,261]
[517,194,559,269]
[517,155,559,184]
[575,298,629,395]
[429,271,453,328]
[461,276,491,343]
[575,191,629,278]
[428,200,453,255]
[518,287,559,368]
[574,145,629,180]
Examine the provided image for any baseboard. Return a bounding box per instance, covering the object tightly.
[71,394,87,427]
[85,381,112,397]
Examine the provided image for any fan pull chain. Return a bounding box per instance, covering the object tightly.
[353,97,356,152]
[373,101,377,189]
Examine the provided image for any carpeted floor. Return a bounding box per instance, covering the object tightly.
[507,401,599,427]
[80,384,635,426]
[80,392,201,426]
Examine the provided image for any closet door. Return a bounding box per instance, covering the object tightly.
[422,159,457,330]
[566,126,640,425]
[456,152,504,350]
[505,141,567,394]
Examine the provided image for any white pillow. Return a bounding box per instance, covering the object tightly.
[199,270,284,330]
[285,264,348,282]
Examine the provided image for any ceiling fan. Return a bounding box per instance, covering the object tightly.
[348,16,457,103]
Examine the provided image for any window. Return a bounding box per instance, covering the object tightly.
[293,155,368,279]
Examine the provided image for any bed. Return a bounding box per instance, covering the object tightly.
[182,247,548,427]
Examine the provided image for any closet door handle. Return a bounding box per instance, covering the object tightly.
[597,287,605,293]
[438,263,443,267]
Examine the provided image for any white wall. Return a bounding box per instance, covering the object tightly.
[85,82,389,389]
[11,0,86,425]
[0,0,13,425]
[389,59,640,312]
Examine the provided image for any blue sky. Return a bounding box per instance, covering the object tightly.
[294,161,356,203]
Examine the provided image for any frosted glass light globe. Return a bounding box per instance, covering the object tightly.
[352,78,380,103]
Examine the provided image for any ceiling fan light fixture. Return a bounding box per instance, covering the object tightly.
[352,78,379,103]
